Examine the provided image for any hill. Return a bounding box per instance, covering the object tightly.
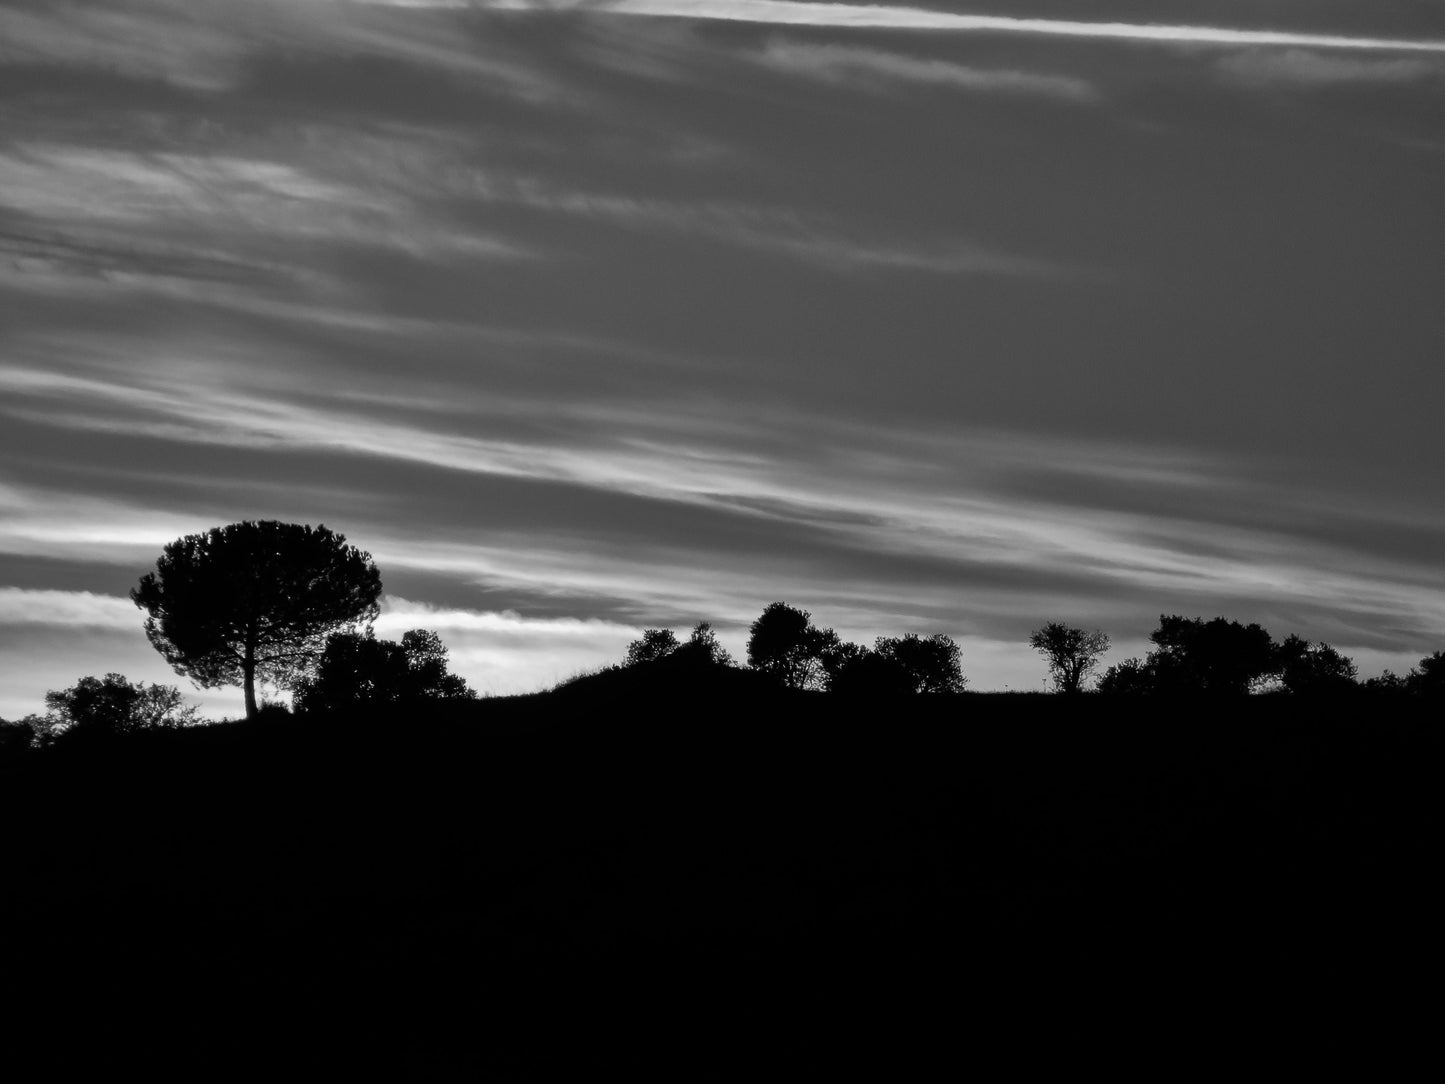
[1,685,1439,1078]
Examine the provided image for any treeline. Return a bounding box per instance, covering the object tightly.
[3,518,1442,751]
[1096,615,1443,697]
[603,603,1444,700]
[607,602,967,695]
[0,625,479,749]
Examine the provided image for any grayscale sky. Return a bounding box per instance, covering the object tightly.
[2,0,1443,717]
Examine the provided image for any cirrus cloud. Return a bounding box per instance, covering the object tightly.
[473,0,1445,53]
[755,39,1098,103]
[1218,48,1444,87]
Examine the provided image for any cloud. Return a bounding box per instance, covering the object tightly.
[1218,49,1445,88]
[0,128,1054,310]
[756,233,1075,277]
[0,0,565,99]
[0,1,245,91]
[0,360,777,503]
[6,343,1443,672]
[376,595,644,693]
[755,40,1098,103]
[474,1,1445,53]
[0,143,528,279]
[0,146,358,225]
[439,173,1075,277]
[0,587,137,630]
[379,595,640,641]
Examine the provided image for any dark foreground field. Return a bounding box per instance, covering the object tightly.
[3,678,1440,1079]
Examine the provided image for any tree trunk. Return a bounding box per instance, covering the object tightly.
[243,639,258,721]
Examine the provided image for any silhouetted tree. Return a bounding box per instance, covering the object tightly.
[292,628,475,713]
[747,602,834,690]
[1029,623,1111,694]
[624,628,681,667]
[819,636,867,690]
[1408,651,1445,696]
[0,717,37,754]
[1096,657,1154,695]
[132,521,382,720]
[38,673,199,738]
[1096,617,1278,695]
[1363,669,1410,695]
[1361,654,1444,697]
[401,629,476,698]
[1147,615,1277,694]
[1274,635,1358,695]
[294,631,392,711]
[828,648,916,697]
[675,622,735,668]
[873,634,967,694]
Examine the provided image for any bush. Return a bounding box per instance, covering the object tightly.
[673,623,735,668]
[827,634,966,696]
[39,674,200,739]
[873,634,967,694]
[0,718,37,755]
[1409,651,1445,696]
[1096,658,1154,695]
[1274,636,1358,695]
[292,629,476,714]
[624,629,681,667]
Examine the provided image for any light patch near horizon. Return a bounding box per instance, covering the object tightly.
[0,588,648,717]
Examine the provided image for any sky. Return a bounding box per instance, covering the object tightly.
[2,0,1444,718]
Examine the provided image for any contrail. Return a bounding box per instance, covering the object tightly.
[466,0,1445,53]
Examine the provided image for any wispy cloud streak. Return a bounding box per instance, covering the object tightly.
[0,588,137,630]
[6,353,1443,655]
[1218,49,1444,87]
[476,1,1445,53]
[756,40,1098,102]
[0,0,565,97]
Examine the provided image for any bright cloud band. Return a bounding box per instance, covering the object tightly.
[464,0,1445,53]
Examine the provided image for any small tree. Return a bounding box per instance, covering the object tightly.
[132,521,383,720]
[1096,657,1154,695]
[819,635,867,691]
[1365,654,1445,697]
[873,633,967,694]
[399,629,476,700]
[0,717,39,754]
[39,673,199,738]
[624,628,681,667]
[1408,651,1445,696]
[1363,669,1410,695]
[292,628,476,714]
[828,648,915,697]
[746,602,833,690]
[1147,615,1277,695]
[1274,636,1358,695]
[1029,623,1111,694]
[676,622,735,667]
